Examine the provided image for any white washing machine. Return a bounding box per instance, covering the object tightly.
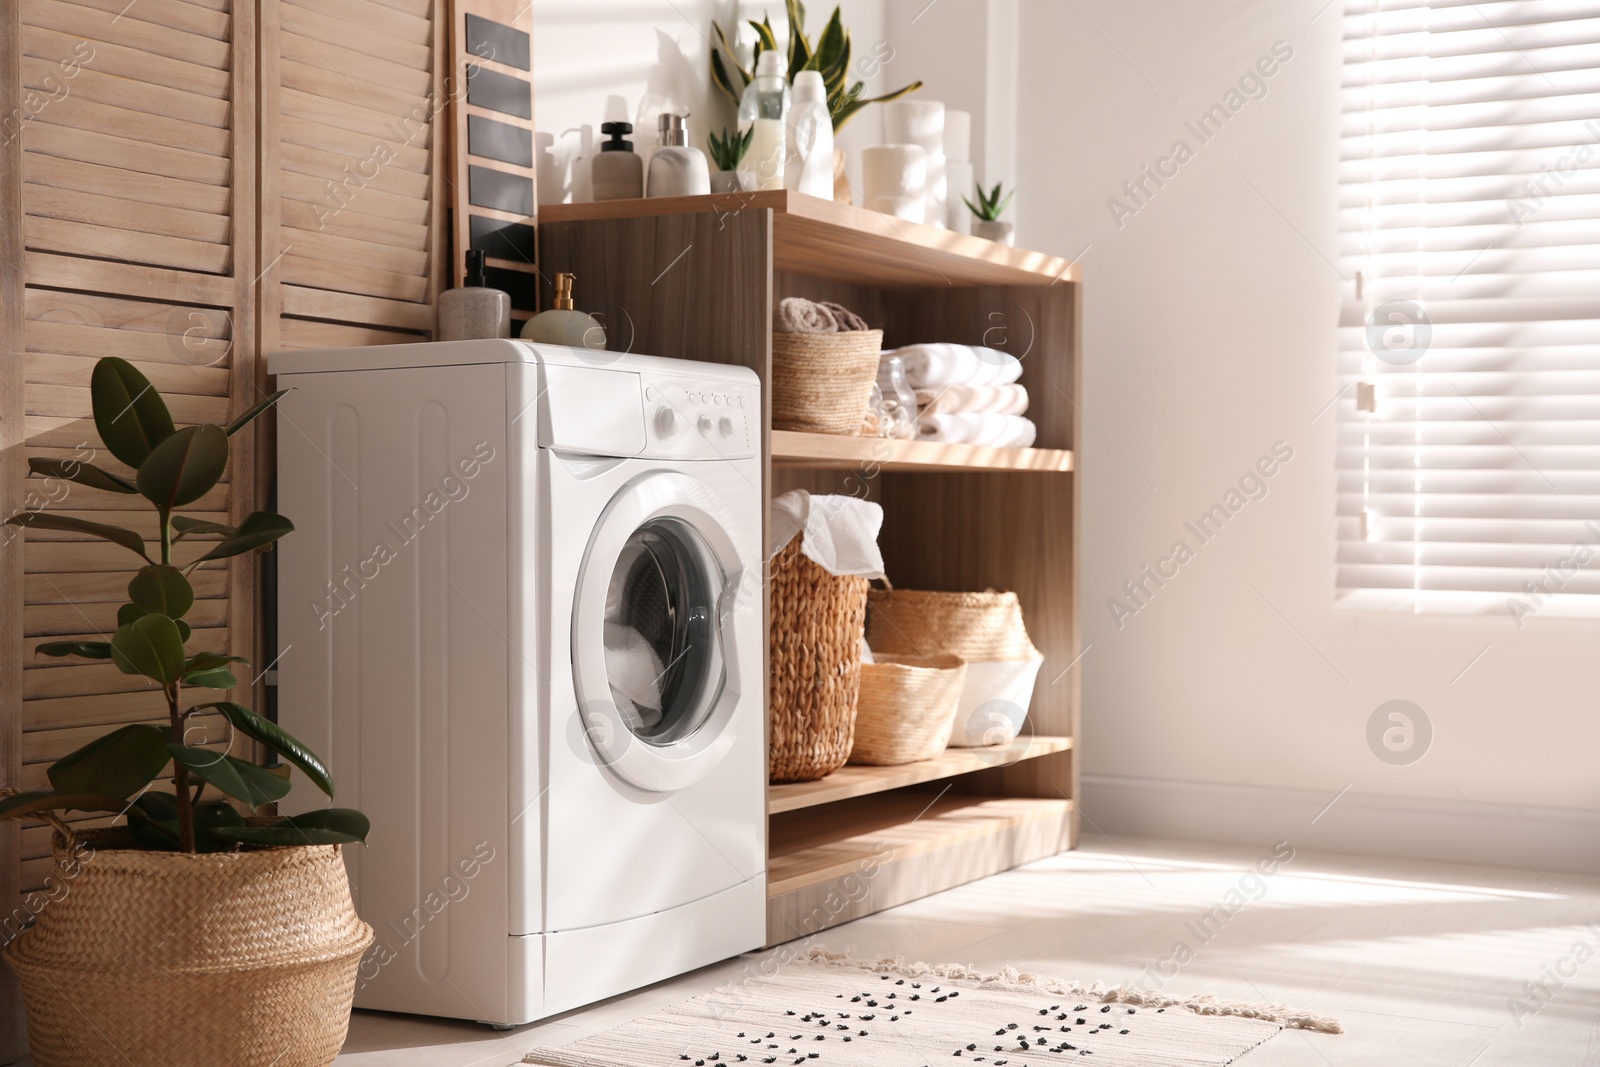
[269,340,765,1026]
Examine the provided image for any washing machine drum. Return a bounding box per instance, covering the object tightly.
[573,472,748,793]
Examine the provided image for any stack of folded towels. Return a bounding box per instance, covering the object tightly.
[883,342,1036,447]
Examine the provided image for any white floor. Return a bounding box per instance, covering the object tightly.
[332,836,1600,1067]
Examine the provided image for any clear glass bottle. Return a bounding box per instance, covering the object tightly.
[438,249,510,341]
[738,51,790,191]
[519,272,607,350]
[876,356,920,439]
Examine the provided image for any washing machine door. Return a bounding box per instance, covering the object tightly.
[571,470,750,793]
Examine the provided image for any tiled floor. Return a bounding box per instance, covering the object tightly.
[320,837,1600,1066]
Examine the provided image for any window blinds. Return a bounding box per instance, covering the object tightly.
[1337,0,1600,620]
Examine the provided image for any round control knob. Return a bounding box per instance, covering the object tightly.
[719,416,734,438]
[697,415,714,435]
[654,406,680,438]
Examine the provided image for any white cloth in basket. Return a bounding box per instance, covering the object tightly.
[769,490,885,579]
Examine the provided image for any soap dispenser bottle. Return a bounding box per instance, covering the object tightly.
[438,249,510,341]
[591,121,644,200]
[739,51,790,191]
[518,272,607,350]
[646,113,711,197]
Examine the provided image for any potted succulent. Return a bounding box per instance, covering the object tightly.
[711,0,924,202]
[0,357,371,1067]
[708,125,755,192]
[966,181,1016,244]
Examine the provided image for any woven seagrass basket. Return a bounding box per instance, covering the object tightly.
[866,588,1039,661]
[5,824,373,1067]
[771,329,883,435]
[850,653,968,766]
[769,533,869,782]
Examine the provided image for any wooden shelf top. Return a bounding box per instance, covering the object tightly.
[539,191,1079,288]
[768,793,1075,897]
[770,430,1075,474]
[768,736,1074,814]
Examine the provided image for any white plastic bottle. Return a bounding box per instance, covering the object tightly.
[738,51,790,191]
[785,70,835,199]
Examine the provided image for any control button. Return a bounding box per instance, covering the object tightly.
[644,385,656,401]
[719,416,734,438]
[697,415,713,435]
[713,394,723,406]
[654,406,679,438]
[738,395,747,409]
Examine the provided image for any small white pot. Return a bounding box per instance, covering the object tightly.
[711,169,751,193]
[972,219,1014,245]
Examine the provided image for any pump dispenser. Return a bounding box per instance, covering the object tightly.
[438,249,510,341]
[519,272,607,350]
[591,121,644,200]
[645,113,711,198]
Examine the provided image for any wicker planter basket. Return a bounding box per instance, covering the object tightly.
[866,588,1039,660]
[5,826,373,1067]
[769,533,869,782]
[771,329,883,435]
[850,653,968,766]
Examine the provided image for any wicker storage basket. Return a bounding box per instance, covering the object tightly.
[5,826,373,1067]
[771,329,883,435]
[866,588,1039,661]
[769,533,869,782]
[850,653,968,766]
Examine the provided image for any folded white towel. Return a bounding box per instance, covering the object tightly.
[888,343,1022,389]
[916,383,1029,416]
[917,413,1037,448]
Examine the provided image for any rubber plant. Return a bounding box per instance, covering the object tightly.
[711,0,922,132]
[0,356,367,855]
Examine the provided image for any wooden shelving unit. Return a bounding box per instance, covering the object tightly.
[768,736,1074,814]
[538,191,1080,947]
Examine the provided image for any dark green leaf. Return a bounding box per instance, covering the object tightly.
[192,512,293,564]
[182,667,237,689]
[225,389,287,436]
[129,817,182,851]
[211,808,370,847]
[137,425,229,510]
[110,614,187,683]
[185,652,247,673]
[748,17,778,50]
[167,746,290,808]
[130,790,182,822]
[128,564,194,618]
[171,515,234,540]
[0,791,130,821]
[194,800,245,852]
[833,79,923,132]
[48,724,171,799]
[26,457,138,494]
[4,511,150,561]
[34,640,113,660]
[193,701,334,797]
[91,357,175,468]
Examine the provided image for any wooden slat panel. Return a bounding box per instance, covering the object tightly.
[28,351,230,396]
[281,197,429,252]
[280,170,429,225]
[26,291,230,336]
[25,60,230,127]
[25,154,230,216]
[24,567,227,604]
[21,25,231,98]
[24,383,229,423]
[25,599,230,638]
[25,0,232,68]
[23,120,231,186]
[280,254,427,303]
[26,184,230,246]
[24,215,231,275]
[278,317,421,349]
[23,663,162,700]
[24,628,227,667]
[278,0,432,58]
[279,285,437,331]
[20,88,231,158]
[280,115,429,176]
[279,141,430,201]
[279,34,431,97]
[23,539,224,573]
[25,251,235,306]
[283,226,428,276]
[280,58,426,121]
[50,0,230,40]
[280,86,430,148]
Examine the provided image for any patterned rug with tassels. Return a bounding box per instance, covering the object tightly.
[523,951,1341,1067]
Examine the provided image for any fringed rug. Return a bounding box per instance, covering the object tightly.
[524,950,1340,1067]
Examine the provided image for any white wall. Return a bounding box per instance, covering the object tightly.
[989,0,1600,837]
[533,0,888,203]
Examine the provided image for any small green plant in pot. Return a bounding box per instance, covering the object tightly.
[965,181,1016,245]
[708,125,755,191]
[0,356,372,1067]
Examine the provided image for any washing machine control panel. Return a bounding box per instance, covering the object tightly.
[641,374,756,459]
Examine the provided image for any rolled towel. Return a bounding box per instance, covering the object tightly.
[888,343,1022,389]
[916,383,1029,416]
[819,301,870,331]
[917,412,1037,448]
[775,296,839,334]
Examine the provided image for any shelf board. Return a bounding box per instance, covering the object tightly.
[765,793,1075,943]
[770,430,1074,474]
[768,736,1074,814]
[539,191,1079,288]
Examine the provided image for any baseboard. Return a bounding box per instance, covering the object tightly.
[1082,774,1600,877]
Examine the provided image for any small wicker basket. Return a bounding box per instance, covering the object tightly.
[850,653,968,766]
[771,329,883,435]
[866,588,1039,661]
[769,533,869,782]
